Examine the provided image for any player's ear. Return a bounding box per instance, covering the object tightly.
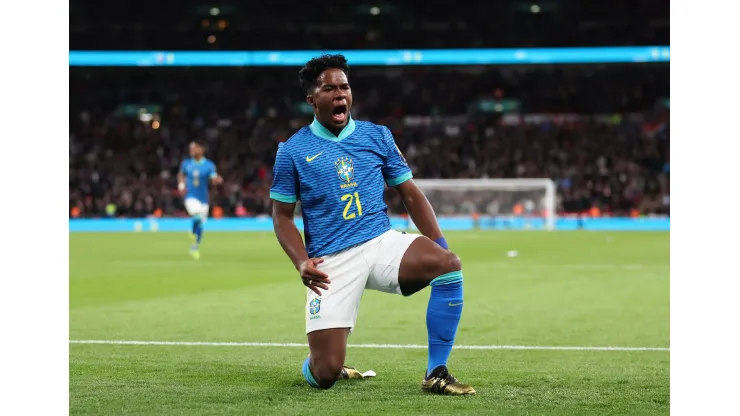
[306,94,316,108]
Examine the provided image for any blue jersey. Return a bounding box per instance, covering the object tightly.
[270,117,412,258]
[179,158,218,203]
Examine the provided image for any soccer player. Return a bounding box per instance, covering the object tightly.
[178,140,223,259]
[270,54,475,395]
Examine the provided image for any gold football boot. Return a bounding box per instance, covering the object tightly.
[421,366,476,395]
[339,366,366,380]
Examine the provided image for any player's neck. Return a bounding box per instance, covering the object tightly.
[310,115,355,142]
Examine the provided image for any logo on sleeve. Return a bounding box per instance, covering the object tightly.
[395,144,408,165]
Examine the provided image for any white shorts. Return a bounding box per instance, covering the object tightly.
[305,229,422,334]
[184,198,209,221]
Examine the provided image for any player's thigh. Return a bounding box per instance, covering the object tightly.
[307,327,349,380]
[397,235,462,296]
[184,198,202,216]
[366,230,422,295]
[305,244,370,336]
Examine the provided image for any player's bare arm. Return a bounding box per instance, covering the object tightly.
[177,172,186,193]
[393,179,444,241]
[272,200,330,295]
[210,175,224,185]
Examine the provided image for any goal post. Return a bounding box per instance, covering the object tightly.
[395,178,557,231]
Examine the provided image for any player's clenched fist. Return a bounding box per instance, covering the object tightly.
[299,258,331,296]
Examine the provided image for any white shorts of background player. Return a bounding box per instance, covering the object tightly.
[184,197,209,222]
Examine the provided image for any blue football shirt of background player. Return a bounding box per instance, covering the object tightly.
[270,118,412,258]
[177,140,223,259]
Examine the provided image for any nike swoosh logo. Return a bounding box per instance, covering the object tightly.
[306,152,323,162]
[448,302,463,307]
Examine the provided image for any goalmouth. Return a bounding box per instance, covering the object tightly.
[401,178,557,231]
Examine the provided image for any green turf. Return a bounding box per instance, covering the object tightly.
[70,231,669,415]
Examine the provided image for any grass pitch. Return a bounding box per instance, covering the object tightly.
[70,231,669,415]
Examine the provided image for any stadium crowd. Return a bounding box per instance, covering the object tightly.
[71,1,668,50]
[69,0,669,219]
[69,63,669,219]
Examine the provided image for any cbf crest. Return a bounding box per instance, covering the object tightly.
[309,297,321,315]
[395,144,408,166]
[334,157,355,183]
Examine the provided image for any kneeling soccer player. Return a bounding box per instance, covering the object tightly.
[270,54,474,395]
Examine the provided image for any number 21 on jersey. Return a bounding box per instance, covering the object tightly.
[341,192,363,220]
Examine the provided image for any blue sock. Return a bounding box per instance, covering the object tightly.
[192,219,203,244]
[302,356,321,388]
[426,270,464,377]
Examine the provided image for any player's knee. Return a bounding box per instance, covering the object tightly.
[446,251,462,273]
[435,250,462,276]
[312,358,343,389]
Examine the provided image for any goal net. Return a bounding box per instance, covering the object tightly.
[388,178,557,231]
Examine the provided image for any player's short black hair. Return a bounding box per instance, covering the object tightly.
[299,54,350,95]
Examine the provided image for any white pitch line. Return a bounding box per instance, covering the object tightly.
[69,340,669,352]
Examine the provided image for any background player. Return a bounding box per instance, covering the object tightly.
[177,140,223,259]
[270,54,474,395]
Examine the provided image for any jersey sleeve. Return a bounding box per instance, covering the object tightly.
[380,126,413,186]
[269,143,299,203]
[209,161,218,178]
[179,160,187,175]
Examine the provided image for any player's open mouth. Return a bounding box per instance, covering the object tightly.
[331,105,347,123]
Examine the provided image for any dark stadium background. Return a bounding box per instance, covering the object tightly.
[68,0,669,219]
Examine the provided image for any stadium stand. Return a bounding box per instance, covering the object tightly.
[69,65,669,218]
[69,0,669,219]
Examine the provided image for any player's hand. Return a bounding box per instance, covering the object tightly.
[213,176,224,185]
[299,258,330,296]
